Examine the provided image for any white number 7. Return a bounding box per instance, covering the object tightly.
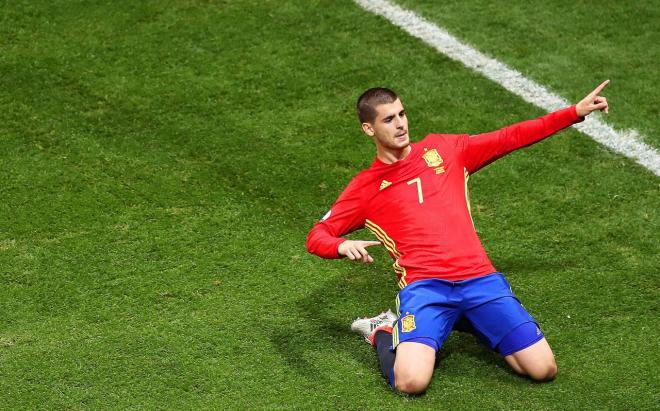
[407,177,424,204]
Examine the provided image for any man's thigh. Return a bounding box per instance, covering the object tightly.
[393,341,436,393]
[504,337,557,381]
[460,274,537,350]
[394,279,460,351]
[505,337,553,371]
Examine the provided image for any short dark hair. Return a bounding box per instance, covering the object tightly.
[356,87,399,123]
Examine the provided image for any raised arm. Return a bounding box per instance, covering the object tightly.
[465,80,610,173]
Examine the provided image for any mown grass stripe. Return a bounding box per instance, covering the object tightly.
[355,0,660,176]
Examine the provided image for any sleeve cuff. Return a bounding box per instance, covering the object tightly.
[334,238,348,259]
[570,105,585,123]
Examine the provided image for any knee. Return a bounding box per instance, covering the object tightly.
[528,359,557,382]
[394,371,431,394]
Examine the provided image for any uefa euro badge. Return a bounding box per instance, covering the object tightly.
[423,148,445,174]
[401,314,416,333]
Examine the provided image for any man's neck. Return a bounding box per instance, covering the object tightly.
[376,145,412,164]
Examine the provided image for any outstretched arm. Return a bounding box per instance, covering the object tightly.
[465,80,610,173]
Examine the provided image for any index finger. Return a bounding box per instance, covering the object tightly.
[362,241,382,247]
[590,79,610,96]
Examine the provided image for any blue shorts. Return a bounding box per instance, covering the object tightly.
[393,273,540,355]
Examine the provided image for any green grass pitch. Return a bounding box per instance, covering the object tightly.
[0,0,658,409]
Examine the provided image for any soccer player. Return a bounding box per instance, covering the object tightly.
[306,81,610,394]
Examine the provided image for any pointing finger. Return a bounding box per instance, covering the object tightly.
[362,241,381,247]
[590,79,610,97]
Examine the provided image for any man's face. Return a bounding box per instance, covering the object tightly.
[362,98,409,151]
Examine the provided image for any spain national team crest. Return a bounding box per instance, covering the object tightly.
[400,314,416,333]
[423,148,445,174]
[379,180,392,190]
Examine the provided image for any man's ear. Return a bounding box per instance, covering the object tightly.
[361,122,374,136]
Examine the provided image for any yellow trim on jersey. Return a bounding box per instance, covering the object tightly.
[365,220,400,257]
[464,168,474,228]
[393,294,401,348]
[393,261,407,289]
[365,219,408,289]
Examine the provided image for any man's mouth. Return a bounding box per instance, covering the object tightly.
[396,130,408,138]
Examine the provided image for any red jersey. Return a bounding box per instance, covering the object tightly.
[307,106,581,287]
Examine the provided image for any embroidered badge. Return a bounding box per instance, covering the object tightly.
[379,180,392,190]
[423,148,445,174]
[400,314,416,333]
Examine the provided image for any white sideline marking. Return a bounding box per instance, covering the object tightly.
[355,0,660,176]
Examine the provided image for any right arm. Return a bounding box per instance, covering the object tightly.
[306,179,380,263]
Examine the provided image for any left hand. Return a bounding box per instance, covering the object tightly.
[576,80,610,117]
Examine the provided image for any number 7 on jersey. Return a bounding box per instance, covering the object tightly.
[407,177,424,204]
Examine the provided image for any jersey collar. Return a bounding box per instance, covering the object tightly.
[371,142,417,168]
